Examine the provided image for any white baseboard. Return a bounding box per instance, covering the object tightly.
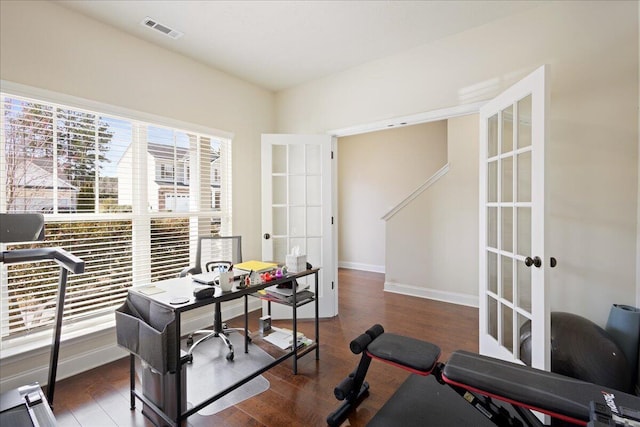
[338,261,385,273]
[0,298,262,392]
[384,280,479,308]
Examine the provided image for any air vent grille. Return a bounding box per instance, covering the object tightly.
[141,17,184,40]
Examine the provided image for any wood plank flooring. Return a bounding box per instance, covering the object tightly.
[51,269,479,426]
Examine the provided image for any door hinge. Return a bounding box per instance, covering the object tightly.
[331,281,334,290]
[331,151,334,159]
[331,216,334,225]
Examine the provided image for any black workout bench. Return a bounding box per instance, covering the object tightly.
[327,324,640,427]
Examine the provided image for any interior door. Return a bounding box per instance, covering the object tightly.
[261,134,337,319]
[479,65,549,372]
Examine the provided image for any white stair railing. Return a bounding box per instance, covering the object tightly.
[381,163,450,221]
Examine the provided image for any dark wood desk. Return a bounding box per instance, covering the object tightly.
[125,268,319,426]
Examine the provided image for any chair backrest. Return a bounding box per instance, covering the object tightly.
[195,236,242,274]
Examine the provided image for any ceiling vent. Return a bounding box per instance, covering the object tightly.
[141,17,184,40]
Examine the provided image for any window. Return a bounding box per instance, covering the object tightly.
[0,88,232,348]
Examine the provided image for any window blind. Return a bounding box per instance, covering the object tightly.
[0,92,232,342]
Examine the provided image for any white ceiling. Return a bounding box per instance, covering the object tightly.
[56,0,540,92]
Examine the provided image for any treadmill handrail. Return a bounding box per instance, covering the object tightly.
[1,248,85,274]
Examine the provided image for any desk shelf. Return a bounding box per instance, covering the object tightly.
[250,292,315,307]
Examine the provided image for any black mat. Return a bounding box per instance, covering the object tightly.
[184,332,272,415]
[367,374,504,427]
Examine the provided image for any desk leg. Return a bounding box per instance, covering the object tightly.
[129,354,136,410]
[175,313,182,426]
[293,289,298,375]
[315,271,320,360]
[244,295,249,353]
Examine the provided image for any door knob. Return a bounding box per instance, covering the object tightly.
[263,233,271,240]
[524,256,542,268]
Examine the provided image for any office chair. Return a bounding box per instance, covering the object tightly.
[180,235,245,361]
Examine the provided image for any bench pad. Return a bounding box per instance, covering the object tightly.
[366,333,441,375]
[443,350,640,423]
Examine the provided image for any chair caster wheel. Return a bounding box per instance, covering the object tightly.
[226,352,234,361]
[186,354,193,364]
[247,336,252,343]
[187,336,193,346]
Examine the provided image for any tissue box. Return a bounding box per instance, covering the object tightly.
[286,255,307,273]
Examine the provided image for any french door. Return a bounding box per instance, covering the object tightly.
[479,65,550,371]
[261,134,337,319]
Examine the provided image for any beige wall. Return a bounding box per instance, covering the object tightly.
[386,115,479,305]
[277,1,639,327]
[338,121,448,272]
[0,0,275,261]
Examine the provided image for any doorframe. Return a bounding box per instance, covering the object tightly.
[326,101,486,279]
[328,102,486,138]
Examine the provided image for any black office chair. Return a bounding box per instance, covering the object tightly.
[180,235,245,361]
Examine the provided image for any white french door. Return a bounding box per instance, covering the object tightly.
[261,134,337,319]
[479,65,550,371]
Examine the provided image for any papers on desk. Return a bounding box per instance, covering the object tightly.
[192,271,219,285]
[137,286,165,295]
[263,327,311,350]
[234,260,278,273]
[262,283,314,304]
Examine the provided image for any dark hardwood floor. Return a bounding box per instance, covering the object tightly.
[52,269,479,426]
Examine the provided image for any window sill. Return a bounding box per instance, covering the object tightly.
[0,313,116,362]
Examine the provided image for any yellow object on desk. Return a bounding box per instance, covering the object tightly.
[234,260,278,273]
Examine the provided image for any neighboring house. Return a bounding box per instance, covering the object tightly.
[117,142,220,211]
[7,157,78,213]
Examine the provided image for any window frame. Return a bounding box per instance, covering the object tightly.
[0,80,234,354]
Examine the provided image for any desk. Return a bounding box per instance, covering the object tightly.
[124,268,319,426]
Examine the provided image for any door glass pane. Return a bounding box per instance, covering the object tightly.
[273,237,288,263]
[307,175,321,206]
[487,207,497,249]
[273,206,287,235]
[502,304,514,352]
[501,105,513,154]
[501,255,513,302]
[518,95,532,148]
[289,144,305,174]
[501,156,513,202]
[306,144,321,174]
[517,151,532,203]
[516,312,530,359]
[272,145,287,174]
[517,260,532,313]
[488,114,498,158]
[487,251,497,294]
[488,296,498,340]
[517,207,531,257]
[307,206,321,236]
[501,207,513,253]
[289,175,305,205]
[272,176,286,205]
[289,206,305,237]
[488,160,498,203]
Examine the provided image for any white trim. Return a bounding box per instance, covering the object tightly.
[381,163,450,221]
[384,280,479,308]
[327,102,485,137]
[0,299,262,391]
[338,261,385,273]
[0,80,234,140]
